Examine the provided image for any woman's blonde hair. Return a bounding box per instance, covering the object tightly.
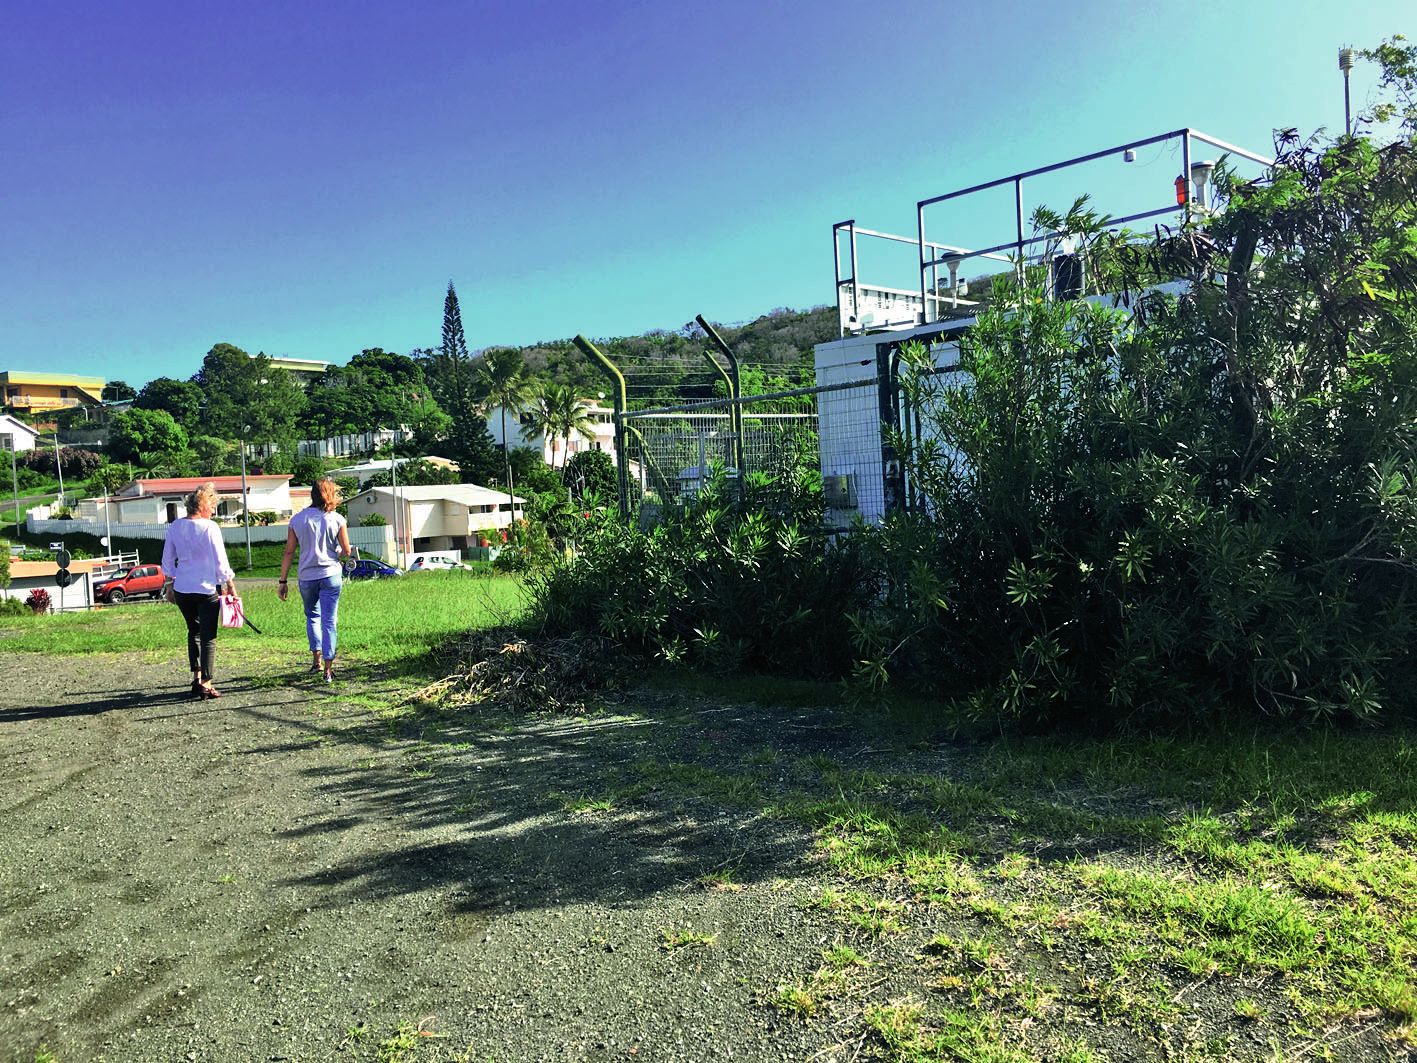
[184,482,221,517]
[311,477,342,512]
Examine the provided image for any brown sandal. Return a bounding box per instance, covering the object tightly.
[199,682,222,699]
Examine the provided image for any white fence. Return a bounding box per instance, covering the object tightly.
[27,515,294,544]
[348,525,395,560]
[27,516,394,563]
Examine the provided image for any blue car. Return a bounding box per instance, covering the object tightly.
[349,558,402,580]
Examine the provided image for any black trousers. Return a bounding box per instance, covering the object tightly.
[175,591,220,680]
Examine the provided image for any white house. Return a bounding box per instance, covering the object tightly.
[0,414,39,454]
[485,402,617,467]
[346,484,525,555]
[77,475,299,526]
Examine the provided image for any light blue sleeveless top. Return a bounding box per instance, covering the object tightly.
[290,508,346,582]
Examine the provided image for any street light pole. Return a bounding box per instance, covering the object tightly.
[390,431,402,567]
[51,434,64,505]
[239,432,253,570]
[9,447,18,534]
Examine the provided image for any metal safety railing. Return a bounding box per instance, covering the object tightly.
[834,127,1275,336]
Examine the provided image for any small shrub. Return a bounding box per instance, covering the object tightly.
[0,597,29,618]
[358,513,387,527]
[25,588,52,614]
[532,465,867,676]
[494,519,557,573]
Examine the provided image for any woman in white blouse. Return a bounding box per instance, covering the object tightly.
[161,482,236,699]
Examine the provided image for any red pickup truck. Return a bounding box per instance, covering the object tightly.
[95,564,166,604]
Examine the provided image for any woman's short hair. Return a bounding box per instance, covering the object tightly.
[311,477,342,512]
[184,482,221,516]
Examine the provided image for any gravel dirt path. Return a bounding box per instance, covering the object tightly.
[0,652,834,1063]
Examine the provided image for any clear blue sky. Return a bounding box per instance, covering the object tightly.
[1,0,1410,384]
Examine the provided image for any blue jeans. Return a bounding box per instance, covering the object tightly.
[298,574,343,661]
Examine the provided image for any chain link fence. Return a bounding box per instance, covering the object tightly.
[620,378,882,529]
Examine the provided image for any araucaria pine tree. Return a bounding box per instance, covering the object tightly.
[439,282,497,480]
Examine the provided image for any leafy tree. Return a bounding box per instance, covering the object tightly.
[361,458,458,489]
[193,344,306,452]
[109,408,188,464]
[88,463,131,496]
[290,454,328,488]
[135,377,204,430]
[564,449,617,501]
[102,380,137,402]
[191,435,236,476]
[474,347,533,520]
[303,365,374,436]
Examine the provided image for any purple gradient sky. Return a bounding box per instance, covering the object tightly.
[1,0,1410,384]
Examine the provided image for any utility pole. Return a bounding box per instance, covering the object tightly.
[390,431,402,567]
[239,430,253,570]
[51,434,64,505]
[9,447,19,534]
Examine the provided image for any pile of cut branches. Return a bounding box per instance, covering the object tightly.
[407,629,628,714]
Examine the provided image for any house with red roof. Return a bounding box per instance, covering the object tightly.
[75,475,310,526]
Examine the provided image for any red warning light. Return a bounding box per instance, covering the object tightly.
[1175,175,1188,205]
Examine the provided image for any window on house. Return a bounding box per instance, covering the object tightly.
[60,388,70,398]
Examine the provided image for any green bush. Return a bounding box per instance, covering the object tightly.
[0,597,30,618]
[531,466,865,675]
[493,518,557,573]
[850,116,1417,728]
[358,513,387,527]
[0,541,9,589]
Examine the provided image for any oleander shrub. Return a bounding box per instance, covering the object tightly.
[532,464,867,675]
[851,106,1417,728]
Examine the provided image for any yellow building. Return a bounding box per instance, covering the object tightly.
[1,371,105,415]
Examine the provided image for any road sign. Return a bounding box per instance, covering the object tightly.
[55,549,72,570]
[55,569,74,588]
[49,541,63,550]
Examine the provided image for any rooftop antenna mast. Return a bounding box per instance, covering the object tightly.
[1339,47,1357,137]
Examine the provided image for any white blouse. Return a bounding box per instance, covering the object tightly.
[161,517,236,595]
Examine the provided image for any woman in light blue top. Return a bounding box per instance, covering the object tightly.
[278,477,353,682]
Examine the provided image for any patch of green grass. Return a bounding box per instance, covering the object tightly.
[659,927,717,950]
[0,574,527,666]
[698,868,744,892]
[553,792,615,815]
[866,998,1033,1063]
[811,888,907,937]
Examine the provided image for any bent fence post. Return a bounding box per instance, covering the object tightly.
[573,335,631,520]
[695,315,745,479]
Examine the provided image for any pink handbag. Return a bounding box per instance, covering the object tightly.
[219,594,246,629]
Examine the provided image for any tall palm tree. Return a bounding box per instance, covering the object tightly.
[528,384,597,470]
[473,348,533,522]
